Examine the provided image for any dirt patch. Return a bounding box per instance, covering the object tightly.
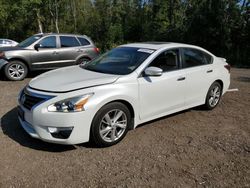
[0,68,249,187]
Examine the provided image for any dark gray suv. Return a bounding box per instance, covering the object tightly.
[0,33,100,80]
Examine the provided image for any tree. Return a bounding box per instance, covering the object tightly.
[0,0,248,66]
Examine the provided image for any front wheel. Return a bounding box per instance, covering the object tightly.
[4,61,28,81]
[90,102,131,147]
[204,82,222,110]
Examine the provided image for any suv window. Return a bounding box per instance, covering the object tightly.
[149,49,179,72]
[182,48,212,68]
[77,37,90,46]
[60,36,80,47]
[18,35,43,48]
[39,36,56,48]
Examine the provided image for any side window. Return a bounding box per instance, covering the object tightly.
[60,36,80,47]
[5,40,11,44]
[182,48,212,68]
[77,37,90,46]
[39,36,56,48]
[203,52,213,64]
[149,49,179,72]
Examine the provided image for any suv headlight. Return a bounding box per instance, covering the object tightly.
[48,93,93,112]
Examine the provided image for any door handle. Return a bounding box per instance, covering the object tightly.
[177,77,186,81]
[53,51,59,55]
[207,69,213,73]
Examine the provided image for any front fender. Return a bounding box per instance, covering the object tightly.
[0,59,9,70]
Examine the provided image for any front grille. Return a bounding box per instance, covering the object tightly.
[20,89,48,110]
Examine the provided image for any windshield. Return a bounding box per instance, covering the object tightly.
[17,35,43,48]
[83,47,154,75]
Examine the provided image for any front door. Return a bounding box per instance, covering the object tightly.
[138,49,186,121]
[30,36,59,69]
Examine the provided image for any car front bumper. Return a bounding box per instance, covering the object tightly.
[17,89,96,145]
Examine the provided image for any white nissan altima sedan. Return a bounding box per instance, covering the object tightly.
[18,42,230,147]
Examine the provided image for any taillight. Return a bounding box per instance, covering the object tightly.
[94,47,100,54]
[224,64,231,73]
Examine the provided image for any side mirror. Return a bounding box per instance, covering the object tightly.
[34,43,42,51]
[144,66,163,77]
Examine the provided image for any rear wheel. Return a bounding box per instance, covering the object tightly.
[204,82,222,110]
[4,61,28,81]
[91,102,131,147]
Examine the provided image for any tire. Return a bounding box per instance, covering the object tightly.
[76,57,90,66]
[204,82,222,110]
[4,61,28,81]
[90,102,131,147]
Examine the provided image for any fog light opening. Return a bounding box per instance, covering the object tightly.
[48,127,59,133]
[48,127,74,139]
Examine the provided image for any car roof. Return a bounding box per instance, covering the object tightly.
[34,33,88,38]
[0,38,15,41]
[120,42,206,51]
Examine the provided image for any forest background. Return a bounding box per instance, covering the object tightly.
[0,0,249,67]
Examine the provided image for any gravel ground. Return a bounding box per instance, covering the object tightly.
[0,68,249,187]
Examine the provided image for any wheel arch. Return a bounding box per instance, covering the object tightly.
[98,99,135,130]
[77,55,91,61]
[8,58,30,71]
[76,55,92,65]
[214,79,224,93]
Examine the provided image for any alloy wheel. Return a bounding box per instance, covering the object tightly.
[8,63,25,79]
[99,109,127,142]
[208,85,221,107]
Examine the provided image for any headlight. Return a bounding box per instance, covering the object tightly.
[48,93,93,112]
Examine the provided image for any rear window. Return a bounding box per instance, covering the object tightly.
[60,36,80,47]
[77,37,91,46]
[203,52,213,64]
[182,48,213,68]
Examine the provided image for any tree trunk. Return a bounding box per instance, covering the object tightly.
[55,0,59,33]
[49,0,60,33]
[36,9,43,33]
[71,0,77,32]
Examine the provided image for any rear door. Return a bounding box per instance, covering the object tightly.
[138,49,186,121]
[56,35,82,67]
[180,48,215,107]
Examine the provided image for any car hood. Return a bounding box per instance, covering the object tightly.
[0,46,24,52]
[29,66,120,93]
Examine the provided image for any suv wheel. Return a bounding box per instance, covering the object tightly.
[4,61,28,81]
